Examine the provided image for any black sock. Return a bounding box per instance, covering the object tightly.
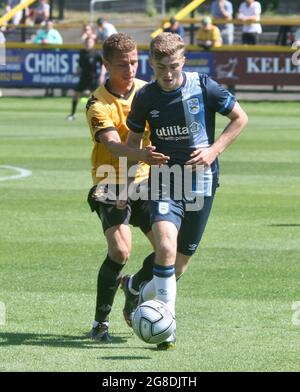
[94,255,125,323]
[131,252,155,292]
[71,99,78,115]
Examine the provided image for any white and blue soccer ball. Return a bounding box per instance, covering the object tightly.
[132,299,176,344]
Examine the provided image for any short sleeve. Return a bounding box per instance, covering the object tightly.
[227,2,233,16]
[205,76,236,115]
[126,91,147,133]
[86,100,115,141]
[254,2,261,16]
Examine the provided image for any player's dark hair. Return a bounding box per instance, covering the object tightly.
[102,33,137,62]
[150,32,185,60]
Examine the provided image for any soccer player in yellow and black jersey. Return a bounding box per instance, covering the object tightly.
[85,33,168,342]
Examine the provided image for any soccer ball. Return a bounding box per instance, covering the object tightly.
[132,299,176,344]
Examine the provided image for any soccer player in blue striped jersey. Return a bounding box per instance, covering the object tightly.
[123,33,248,349]
[105,33,247,349]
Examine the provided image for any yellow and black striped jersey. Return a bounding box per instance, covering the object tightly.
[86,78,150,185]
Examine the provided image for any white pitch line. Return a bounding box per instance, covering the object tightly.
[0,165,32,181]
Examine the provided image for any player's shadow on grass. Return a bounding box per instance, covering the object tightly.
[0,332,130,349]
[100,355,151,360]
[268,223,300,227]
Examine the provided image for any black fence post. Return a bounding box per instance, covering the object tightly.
[21,8,26,42]
[59,0,65,20]
[49,0,54,19]
[190,10,195,45]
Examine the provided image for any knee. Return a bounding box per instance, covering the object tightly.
[109,247,131,263]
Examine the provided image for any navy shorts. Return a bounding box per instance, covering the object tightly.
[150,180,218,256]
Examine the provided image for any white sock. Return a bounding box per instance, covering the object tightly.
[153,264,176,316]
[140,280,155,302]
[92,320,99,328]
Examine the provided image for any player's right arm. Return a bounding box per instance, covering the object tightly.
[97,129,169,165]
[126,131,168,165]
[87,95,167,164]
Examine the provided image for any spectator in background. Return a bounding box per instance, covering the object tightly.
[28,0,50,25]
[275,26,294,46]
[0,30,5,44]
[81,24,97,43]
[31,20,63,44]
[5,0,28,26]
[0,29,5,55]
[163,17,185,39]
[30,19,62,97]
[211,0,234,45]
[96,17,117,43]
[66,37,106,120]
[238,0,262,45]
[196,16,222,50]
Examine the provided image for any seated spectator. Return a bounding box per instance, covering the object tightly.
[211,0,234,45]
[238,0,262,45]
[81,24,97,43]
[196,16,222,50]
[163,17,185,39]
[31,20,63,45]
[28,0,50,25]
[96,17,117,43]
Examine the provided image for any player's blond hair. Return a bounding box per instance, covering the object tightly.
[103,33,137,62]
[150,33,185,60]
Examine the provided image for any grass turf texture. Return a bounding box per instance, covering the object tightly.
[0,98,299,372]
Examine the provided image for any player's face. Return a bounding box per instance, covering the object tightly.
[105,49,138,87]
[150,52,185,91]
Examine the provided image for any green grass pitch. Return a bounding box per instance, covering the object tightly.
[0,97,299,372]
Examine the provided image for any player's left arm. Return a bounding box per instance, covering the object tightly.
[186,101,248,166]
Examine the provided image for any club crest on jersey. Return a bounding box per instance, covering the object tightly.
[187,98,200,114]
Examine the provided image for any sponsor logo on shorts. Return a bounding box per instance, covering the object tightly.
[188,244,198,252]
[158,202,169,215]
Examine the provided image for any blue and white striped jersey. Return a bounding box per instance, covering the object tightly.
[127,71,236,166]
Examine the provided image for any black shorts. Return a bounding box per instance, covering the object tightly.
[87,185,151,234]
[242,32,258,45]
[75,77,98,93]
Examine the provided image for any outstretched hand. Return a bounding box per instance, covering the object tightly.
[140,146,170,165]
